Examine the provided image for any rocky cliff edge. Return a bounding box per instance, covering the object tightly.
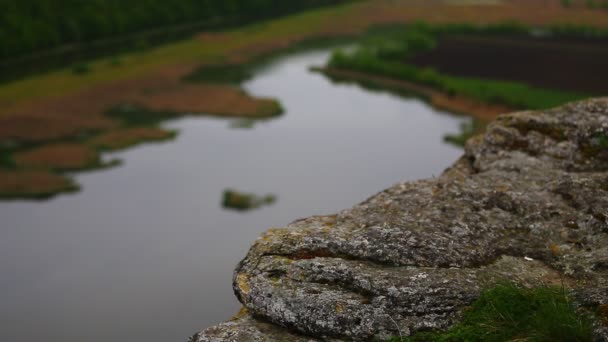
[192,98,608,341]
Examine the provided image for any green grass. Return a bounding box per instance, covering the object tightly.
[390,283,594,342]
[108,57,124,67]
[72,63,92,75]
[0,148,15,169]
[597,133,608,148]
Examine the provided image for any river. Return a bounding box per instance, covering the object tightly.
[0,48,467,341]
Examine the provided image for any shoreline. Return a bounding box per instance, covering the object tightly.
[315,66,514,122]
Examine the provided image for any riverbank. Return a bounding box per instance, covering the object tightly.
[316,66,513,121]
[324,23,600,112]
[316,19,608,147]
[3,0,608,199]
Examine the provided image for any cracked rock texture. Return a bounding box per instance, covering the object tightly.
[192,98,608,341]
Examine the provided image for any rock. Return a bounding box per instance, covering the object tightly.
[193,98,608,341]
[190,309,321,342]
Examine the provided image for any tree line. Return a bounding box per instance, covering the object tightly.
[0,0,345,60]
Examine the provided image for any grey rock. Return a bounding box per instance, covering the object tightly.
[193,98,608,341]
[190,310,321,342]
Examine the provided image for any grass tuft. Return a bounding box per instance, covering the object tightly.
[390,283,594,342]
[105,103,177,126]
[0,147,16,169]
[72,63,92,75]
[597,133,608,148]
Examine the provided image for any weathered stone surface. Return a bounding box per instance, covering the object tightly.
[190,309,321,342]
[193,98,608,341]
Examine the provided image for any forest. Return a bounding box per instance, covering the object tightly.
[0,0,345,60]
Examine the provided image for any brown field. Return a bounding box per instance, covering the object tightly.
[89,127,176,151]
[2,0,608,198]
[133,84,281,118]
[1,72,280,144]
[0,170,76,199]
[13,144,100,170]
[0,112,115,144]
[411,35,608,95]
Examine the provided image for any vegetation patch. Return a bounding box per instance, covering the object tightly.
[0,146,16,168]
[72,63,92,75]
[0,170,78,200]
[391,283,594,342]
[105,104,178,126]
[184,64,253,84]
[597,132,608,148]
[222,189,276,211]
[0,83,281,199]
[0,114,115,145]
[131,84,284,119]
[12,143,102,171]
[89,127,177,151]
[580,131,608,158]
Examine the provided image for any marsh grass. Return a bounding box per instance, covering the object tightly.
[597,133,608,148]
[0,170,80,200]
[108,57,123,67]
[72,63,92,75]
[105,104,178,126]
[89,127,178,151]
[390,283,594,342]
[0,144,18,169]
[184,64,253,84]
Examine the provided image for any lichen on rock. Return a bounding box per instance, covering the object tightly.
[192,98,608,341]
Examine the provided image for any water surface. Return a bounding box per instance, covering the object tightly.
[0,48,467,341]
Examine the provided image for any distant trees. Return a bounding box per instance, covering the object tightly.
[0,0,344,59]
